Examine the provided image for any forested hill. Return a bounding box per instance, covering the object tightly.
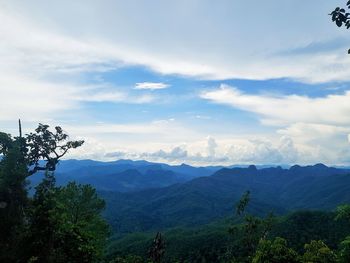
[101,164,350,233]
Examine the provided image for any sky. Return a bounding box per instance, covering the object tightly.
[1,0,350,166]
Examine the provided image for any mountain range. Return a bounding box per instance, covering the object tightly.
[30,159,221,192]
[29,159,350,233]
[100,163,350,232]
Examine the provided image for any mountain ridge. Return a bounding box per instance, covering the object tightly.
[100,163,350,232]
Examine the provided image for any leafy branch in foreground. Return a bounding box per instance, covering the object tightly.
[329,1,350,53]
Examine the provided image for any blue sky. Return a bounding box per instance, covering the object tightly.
[1,0,350,165]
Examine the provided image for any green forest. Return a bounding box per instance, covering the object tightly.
[1,124,350,263]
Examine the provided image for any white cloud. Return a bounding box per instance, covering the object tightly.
[77,88,156,104]
[100,136,300,166]
[0,7,158,121]
[1,1,350,83]
[201,85,350,165]
[135,82,170,90]
[57,118,349,165]
[1,1,350,165]
[277,123,350,164]
[206,136,217,157]
[0,73,80,121]
[201,84,350,126]
[225,137,298,164]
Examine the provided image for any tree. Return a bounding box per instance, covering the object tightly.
[329,1,350,53]
[338,236,350,263]
[227,191,275,262]
[252,237,300,263]
[335,204,350,222]
[25,180,109,263]
[335,205,350,263]
[0,132,28,262]
[0,122,84,262]
[25,172,61,263]
[148,232,165,263]
[25,123,84,176]
[55,182,109,262]
[301,240,337,263]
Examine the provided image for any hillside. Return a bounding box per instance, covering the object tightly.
[101,164,350,232]
[107,211,350,262]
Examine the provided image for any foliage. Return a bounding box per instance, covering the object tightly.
[0,132,28,262]
[301,240,337,263]
[252,237,299,263]
[236,190,250,216]
[329,1,350,53]
[110,255,145,263]
[26,124,84,175]
[335,204,350,222]
[107,208,350,263]
[25,177,109,263]
[0,123,111,263]
[271,210,350,252]
[338,236,350,263]
[24,172,60,262]
[227,192,276,262]
[330,1,350,28]
[55,182,109,262]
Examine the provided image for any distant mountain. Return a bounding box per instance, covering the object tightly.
[101,164,350,233]
[29,159,222,192]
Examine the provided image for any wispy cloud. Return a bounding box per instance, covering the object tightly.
[134,82,170,90]
[2,1,350,83]
[77,88,156,104]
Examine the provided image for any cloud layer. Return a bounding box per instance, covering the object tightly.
[1,1,350,165]
[201,84,350,165]
[2,1,350,83]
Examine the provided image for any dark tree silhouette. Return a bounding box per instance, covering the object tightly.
[330,1,350,53]
[148,232,165,263]
[0,121,84,262]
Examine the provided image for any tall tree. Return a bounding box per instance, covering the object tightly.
[0,132,28,262]
[25,172,60,263]
[25,177,109,263]
[148,232,165,263]
[54,182,109,262]
[0,123,84,262]
[227,191,275,262]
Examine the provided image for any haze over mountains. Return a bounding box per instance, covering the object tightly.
[30,159,221,192]
[29,159,350,233]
